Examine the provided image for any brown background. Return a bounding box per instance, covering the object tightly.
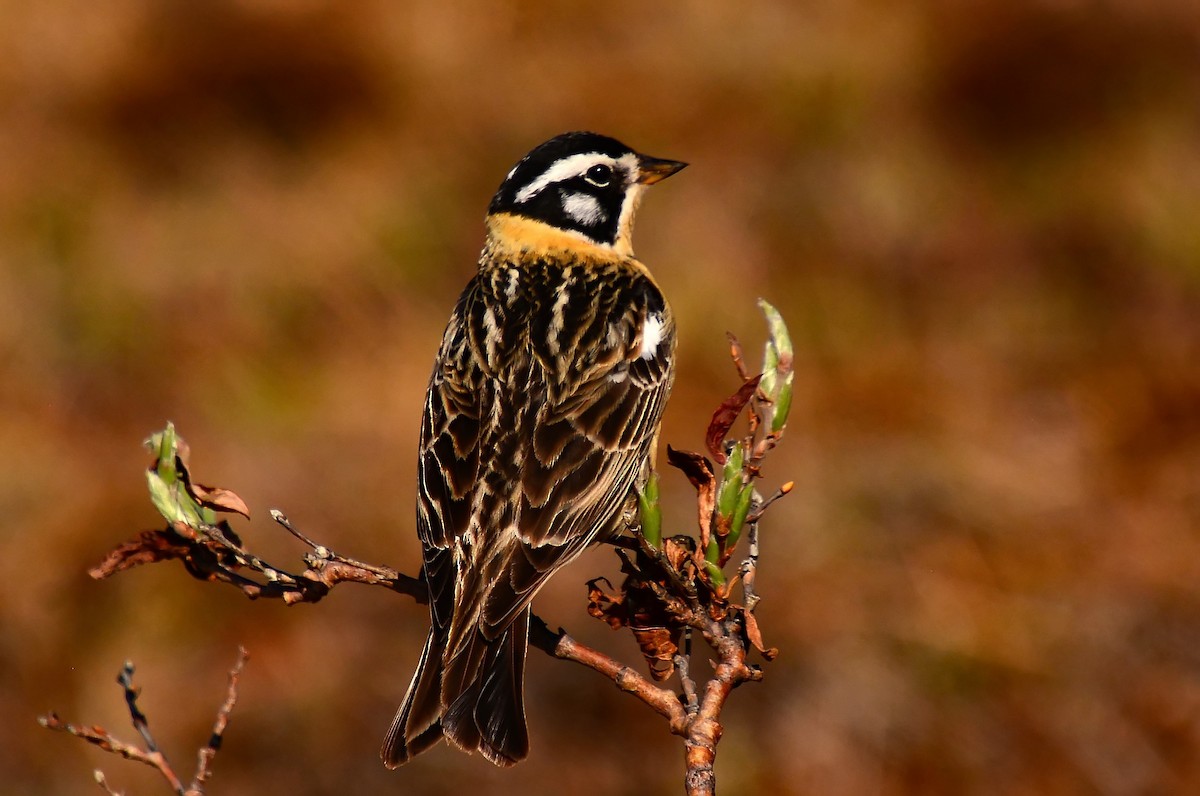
[4,1,1200,794]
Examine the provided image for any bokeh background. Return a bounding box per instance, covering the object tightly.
[3,1,1200,793]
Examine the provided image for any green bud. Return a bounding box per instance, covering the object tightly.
[704,557,726,587]
[758,299,794,433]
[145,468,184,525]
[716,442,745,520]
[771,380,792,433]
[143,422,208,528]
[760,339,778,399]
[637,471,662,548]
[758,299,792,365]
[725,482,756,551]
[145,422,178,485]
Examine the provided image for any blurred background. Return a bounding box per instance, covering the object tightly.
[3,1,1200,793]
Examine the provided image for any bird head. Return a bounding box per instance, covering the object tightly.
[487,132,687,257]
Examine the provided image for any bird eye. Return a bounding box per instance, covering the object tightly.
[584,164,613,187]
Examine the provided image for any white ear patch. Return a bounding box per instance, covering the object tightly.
[640,313,665,359]
[561,191,607,226]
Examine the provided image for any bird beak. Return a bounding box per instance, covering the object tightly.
[636,156,688,185]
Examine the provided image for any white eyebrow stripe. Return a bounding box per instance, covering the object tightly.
[515,152,608,203]
[514,151,638,203]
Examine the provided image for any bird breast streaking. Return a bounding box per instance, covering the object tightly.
[382,132,685,768]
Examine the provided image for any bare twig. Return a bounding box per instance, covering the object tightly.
[93,769,124,795]
[40,648,248,795]
[739,522,762,614]
[39,711,177,782]
[272,510,400,581]
[725,332,751,382]
[189,647,248,794]
[118,663,161,760]
[89,517,425,607]
[675,653,700,716]
[745,481,793,526]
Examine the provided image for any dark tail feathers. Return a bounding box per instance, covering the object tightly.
[381,608,530,767]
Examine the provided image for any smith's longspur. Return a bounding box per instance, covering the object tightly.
[382,132,686,768]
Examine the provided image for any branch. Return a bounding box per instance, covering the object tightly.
[81,511,683,788]
[529,615,689,735]
[88,512,425,606]
[189,647,248,794]
[39,648,248,796]
[684,636,762,796]
[87,510,605,664]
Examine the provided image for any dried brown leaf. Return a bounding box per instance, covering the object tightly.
[88,529,192,579]
[586,578,627,630]
[666,446,715,491]
[188,482,251,519]
[663,536,694,572]
[705,374,762,464]
[666,446,717,555]
[743,609,778,660]
[629,627,680,681]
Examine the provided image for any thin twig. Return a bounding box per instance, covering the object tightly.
[39,712,176,779]
[193,522,302,591]
[41,664,187,795]
[93,770,124,795]
[87,519,686,739]
[739,523,761,614]
[118,663,158,754]
[89,518,425,607]
[272,510,398,579]
[675,653,700,716]
[744,481,792,526]
[726,332,751,382]
[41,649,250,795]
[187,647,248,795]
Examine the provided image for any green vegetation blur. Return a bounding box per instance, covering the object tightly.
[3,2,1199,794]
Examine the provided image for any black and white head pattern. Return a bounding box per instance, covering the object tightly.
[487,132,647,248]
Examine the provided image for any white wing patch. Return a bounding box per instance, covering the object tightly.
[640,313,665,360]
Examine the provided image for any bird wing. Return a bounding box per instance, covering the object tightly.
[417,263,675,658]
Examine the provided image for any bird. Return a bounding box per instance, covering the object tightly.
[381,132,686,768]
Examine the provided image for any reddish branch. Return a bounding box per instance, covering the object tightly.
[531,614,689,735]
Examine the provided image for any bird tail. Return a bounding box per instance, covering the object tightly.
[381,625,446,767]
[381,608,531,767]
